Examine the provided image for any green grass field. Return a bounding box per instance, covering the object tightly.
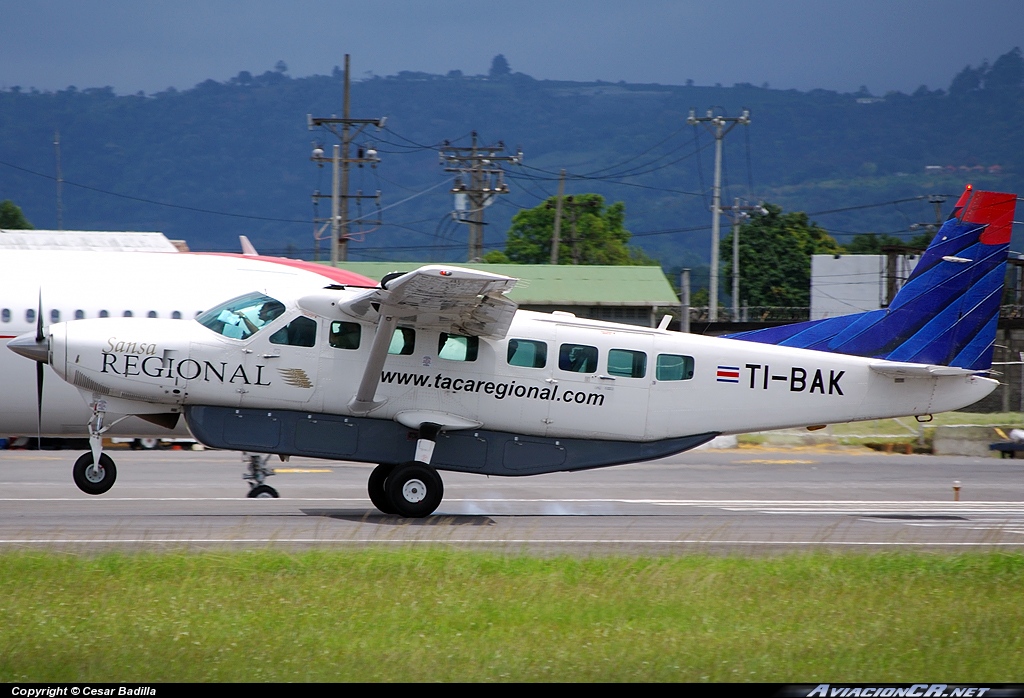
[0,550,1021,682]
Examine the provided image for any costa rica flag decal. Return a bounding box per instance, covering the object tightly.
[716,365,740,383]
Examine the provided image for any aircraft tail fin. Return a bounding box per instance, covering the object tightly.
[239,235,259,256]
[725,186,1017,371]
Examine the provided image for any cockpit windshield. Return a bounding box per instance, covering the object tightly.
[196,292,286,340]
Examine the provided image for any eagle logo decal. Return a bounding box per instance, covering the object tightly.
[278,368,313,388]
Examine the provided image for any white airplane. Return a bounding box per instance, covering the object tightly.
[8,186,1017,517]
[0,249,374,439]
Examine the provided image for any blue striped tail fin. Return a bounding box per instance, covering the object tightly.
[725,186,1017,371]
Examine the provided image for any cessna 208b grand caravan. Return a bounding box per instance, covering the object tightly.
[9,186,1017,517]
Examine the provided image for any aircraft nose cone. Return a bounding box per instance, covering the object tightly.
[7,332,49,363]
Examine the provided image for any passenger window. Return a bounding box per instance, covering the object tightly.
[330,321,361,350]
[123,311,133,317]
[388,327,415,355]
[147,311,158,318]
[99,310,110,318]
[269,316,317,347]
[1,309,10,323]
[558,343,598,373]
[25,309,35,324]
[74,310,85,320]
[507,339,547,368]
[50,309,60,323]
[438,333,478,362]
[608,349,647,378]
[656,354,695,381]
[172,311,182,320]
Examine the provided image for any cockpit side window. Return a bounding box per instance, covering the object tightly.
[196,292,286,340]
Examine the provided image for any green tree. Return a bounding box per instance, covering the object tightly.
[722,204,841,307]
[986,47,1024,91]
[0,200,33,229]
[503,194,652,265]
[845,231,932,254]
[489,54,511,78]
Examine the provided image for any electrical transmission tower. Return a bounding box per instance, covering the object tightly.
[308,54,386,263]
[439,132,522,261]
[688,108,751,322]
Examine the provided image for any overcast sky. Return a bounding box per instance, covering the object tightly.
[2,0,1022,95]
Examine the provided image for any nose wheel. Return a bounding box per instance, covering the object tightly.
[72,452,117,495]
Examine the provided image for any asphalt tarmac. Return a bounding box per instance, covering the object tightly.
[1,445,1022,554]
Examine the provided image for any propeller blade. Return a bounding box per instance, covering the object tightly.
[36,361,44,450]
[35,291,44,343]
[35,289,43,449]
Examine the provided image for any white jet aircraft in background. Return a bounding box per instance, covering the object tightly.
[9,186,1017,517]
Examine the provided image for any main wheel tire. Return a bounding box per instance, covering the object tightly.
[385,461,443,518]
[247,484,279,499]
[368,463,398,514]
[72,452,117,495]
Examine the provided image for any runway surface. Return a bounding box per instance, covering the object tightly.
[1,446,1023,554]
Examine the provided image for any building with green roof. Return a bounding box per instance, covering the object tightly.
[330,262,679,327]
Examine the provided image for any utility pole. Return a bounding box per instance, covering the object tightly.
[440,132,522,261]
[891,194,950,304]
[722,198,764,321]
[546,195,600,264]
[308,54,386,263]
[687,108,751,322]
[550,169,565,264]
[54,130,63,231]
[909,194,949,241]
[680,268,691,333]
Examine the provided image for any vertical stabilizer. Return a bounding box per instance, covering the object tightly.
[726,186,1017,370]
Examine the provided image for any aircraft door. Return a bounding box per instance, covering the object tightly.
[238,313,323,410]
[546,327,651,439]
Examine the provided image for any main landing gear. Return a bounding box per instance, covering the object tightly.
[367,423,445,517]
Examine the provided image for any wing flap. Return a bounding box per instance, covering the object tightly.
[330,265,519,339]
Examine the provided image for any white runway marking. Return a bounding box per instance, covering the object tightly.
[0,538,1022,547]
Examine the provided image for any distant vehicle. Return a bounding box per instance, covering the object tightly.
[9,187,1017,517]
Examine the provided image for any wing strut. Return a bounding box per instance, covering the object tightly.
[348,312,398,414]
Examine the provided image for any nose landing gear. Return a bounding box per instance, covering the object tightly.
[71,399,129,496]
[72,452,117,495]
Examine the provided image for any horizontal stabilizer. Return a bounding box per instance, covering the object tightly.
[868,360,981,377]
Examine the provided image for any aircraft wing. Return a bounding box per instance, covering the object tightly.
[307,265,519,415]
[338,265,518,339]
[868,360,982,377]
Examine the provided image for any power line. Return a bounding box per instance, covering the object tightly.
[0,158,311,224]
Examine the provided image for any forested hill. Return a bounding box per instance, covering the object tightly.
[2,51,1022,269]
